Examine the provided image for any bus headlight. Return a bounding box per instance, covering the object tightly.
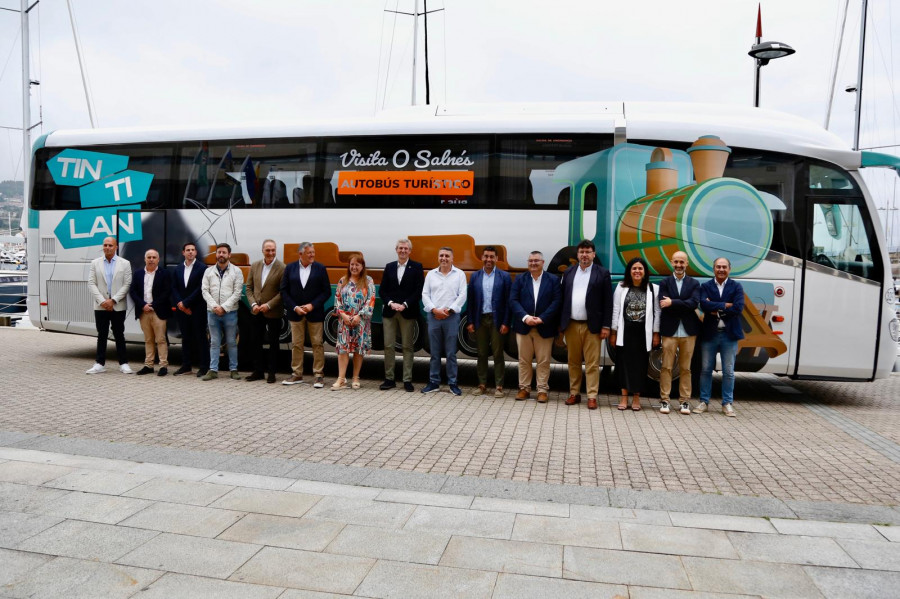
[890,318,900,343]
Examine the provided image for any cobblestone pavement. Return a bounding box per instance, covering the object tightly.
[2,447,899,598]
[1,328,899,506]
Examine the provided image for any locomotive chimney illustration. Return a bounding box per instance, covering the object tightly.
[686,135,732,183]
[645,147,678,195]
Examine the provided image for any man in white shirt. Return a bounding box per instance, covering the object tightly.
[172,242,209,377]
[129,249,173,376]
[421,247,467,396]
[379,239,425,392]
[201,243,244,380]
[86,236,134,374]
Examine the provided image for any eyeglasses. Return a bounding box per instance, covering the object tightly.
[527,259,543,264]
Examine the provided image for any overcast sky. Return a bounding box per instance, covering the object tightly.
[0,0,897,243]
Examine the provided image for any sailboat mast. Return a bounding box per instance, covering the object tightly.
[411,0,419,106]
[20,0,30,209]
[852,0,868,151]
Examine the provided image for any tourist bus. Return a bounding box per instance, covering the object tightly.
[25,102,900,382]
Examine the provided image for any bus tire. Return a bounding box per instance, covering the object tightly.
[457,314,478,357]
[323,308,339,348]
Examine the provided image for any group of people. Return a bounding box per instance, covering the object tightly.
[86,235,744,416]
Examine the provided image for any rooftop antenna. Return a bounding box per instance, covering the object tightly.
[383,1,444,106]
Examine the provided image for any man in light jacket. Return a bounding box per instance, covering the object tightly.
[201,242,244,380]
[86,236,134,374]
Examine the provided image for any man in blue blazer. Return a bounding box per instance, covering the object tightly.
[172,242,210,377]
[280,242,332,388]
[658,250,702,415]
[129,249,173,376]
[379,238,424,392]
[558,239,612,410]
[466,246,512,397]
[509,251,561,403]
[696,257,744,417]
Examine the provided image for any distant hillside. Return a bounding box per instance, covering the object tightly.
[0,181,24,197]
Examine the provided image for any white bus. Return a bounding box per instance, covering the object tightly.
[26,101,900,381]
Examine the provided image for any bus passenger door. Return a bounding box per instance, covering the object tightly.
[795,197,882,379]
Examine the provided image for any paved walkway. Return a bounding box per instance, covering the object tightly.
[2,445,899,598]
[1,328,899,506]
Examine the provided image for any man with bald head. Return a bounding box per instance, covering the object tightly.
[657,250,701,415]
[86,236,134,374]
[130,248,173,376]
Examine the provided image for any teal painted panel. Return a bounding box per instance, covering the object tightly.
[53,207,143,249]
[46,149,129,187]
[79,170,153,208]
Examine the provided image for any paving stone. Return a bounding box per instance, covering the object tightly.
[0,432,39,447]
[441,475,609,506]
[629,587,760,599]
[136,572,283,599]
[875,525,900,542]
[287,479,381,499]
[491,572,627,599]
[16,519,157,562]
[375,488,472,509]
[42,470,152,495]
[804,565,900,599]
[668,511,776,533]
[0,548,50,588]
[512,514,621,549]
[728,531,858,567]
[0,461,74,485]
[217,513,344,551]
[304,496,416,529]
[123,479,234,507]
[229,546,373,594]
[278,591,358,599]
[116,532,261,579]
[563,545,690,589]
[683,556,825,598]
[202,471,295,491]
[404,505,515,539]
[786,500,900,525]
[2,556,163,599]
[34,491,153,525]
[209,487,321,518]
[354,560,496,599]
[621,522,738,559]
[470,496,569,517]
[770,518,884,540]
[837,538,900,571]
[13,435,153,462]
[215,454,300,478]
[359,469,448,492]
[130,447,229,470]
[119,502,245,537]
[325,523,450,564]
[439,536,562,577]
[569,505,670,525]
[609,487,795,518]
[0,511,63,549]
[121,463,216,482]
[283,462,372,486]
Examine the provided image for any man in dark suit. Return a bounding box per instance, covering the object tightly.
[129,248,173,376]
[245,239,285,384]
[280,241,331,388]
[509,251,561,403]
[172,242,209,377]
[558,239,612,410]
[379,238,424,392]
[696,257,744,417]
[658,250,702,415]
[466,246,512,398]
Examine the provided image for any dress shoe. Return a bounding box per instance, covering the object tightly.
[404,382,415,392]
[196,368,208,378]
[587,397,598,410]
[267,373,276,384]
[245,372,265,382]
[157,367,168,377]
[536,392,548,403]
[172,366,191,376]
[565,394,581,405]
[379,379,396,390]
[136,366,154,376]
[515,389,529,400]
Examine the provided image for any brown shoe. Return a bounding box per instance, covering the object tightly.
[473,384,487,396]
[587,397,598,410]
[565,394,582,405]
[536,392,549,403]
[515,388,529,400]
[494,386,505,398]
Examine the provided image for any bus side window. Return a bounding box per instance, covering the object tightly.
[809,201,880,281]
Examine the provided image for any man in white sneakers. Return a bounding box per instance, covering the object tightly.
[201,242,244,380]
[86,236,134,374]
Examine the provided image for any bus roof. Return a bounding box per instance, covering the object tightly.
[43,101,858,169]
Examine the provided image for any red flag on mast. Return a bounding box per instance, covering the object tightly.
[756,4,763,39]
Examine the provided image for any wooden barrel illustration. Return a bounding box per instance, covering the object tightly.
[615,177,772,277]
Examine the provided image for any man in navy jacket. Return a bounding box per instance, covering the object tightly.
[466,246,512,397]
[129,248,173,376]
[696,257,744,417]
[657,250,702,415]
[280,242,331,388]
[378,239,424,392]
[558,239,612,410]
[509,251,561,403]
[172,242,209,377]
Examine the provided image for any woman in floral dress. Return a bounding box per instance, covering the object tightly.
[332,253,376,390]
